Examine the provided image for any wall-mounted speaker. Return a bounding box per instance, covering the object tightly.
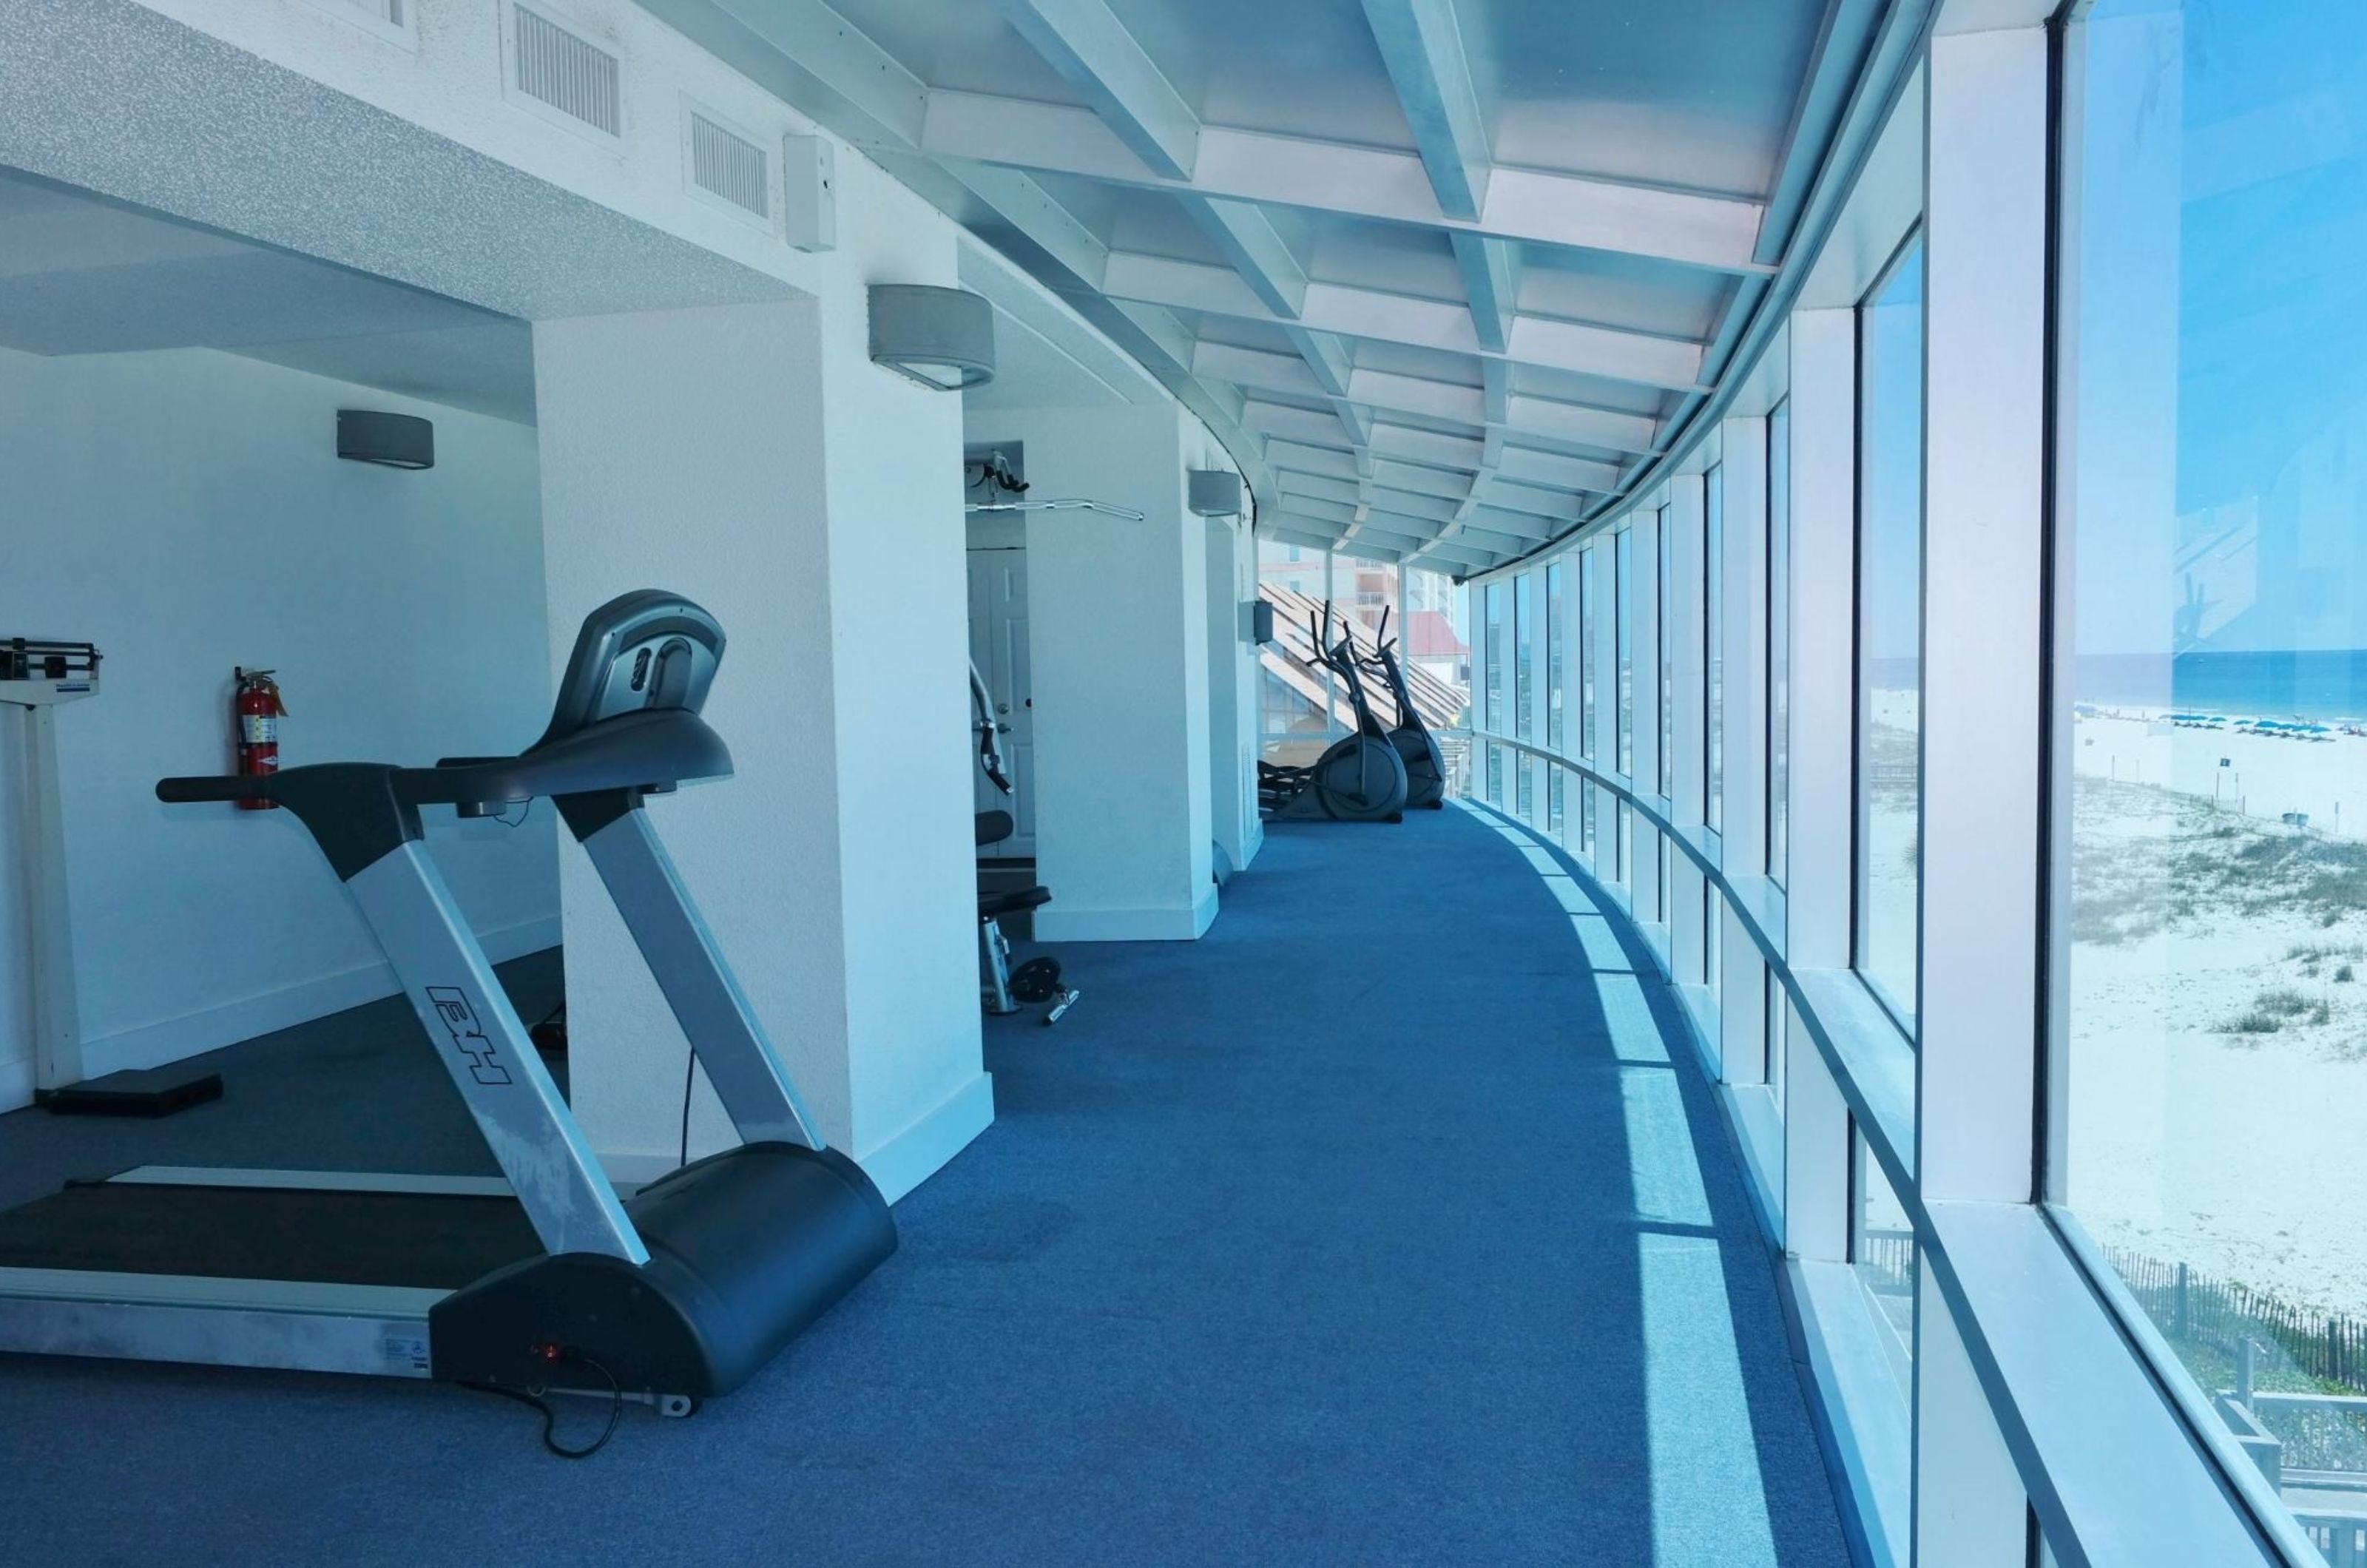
[1189,470,1242,518]
[1248,600,1275,644]
[337,410,435,470]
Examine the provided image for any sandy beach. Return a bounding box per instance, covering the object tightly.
[2072,704,2366,841]
[2065,769,2367,1319]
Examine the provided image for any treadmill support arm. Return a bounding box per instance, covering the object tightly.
[347,845,649,1264]
[575,811,826,1152]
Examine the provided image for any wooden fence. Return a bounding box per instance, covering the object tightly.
[2106,1243,2367,1396]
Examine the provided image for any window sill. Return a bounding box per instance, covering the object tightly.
[1789,967,1915,1194]
[1790,1257,1914,1568]
[1922,1200,2288,1567]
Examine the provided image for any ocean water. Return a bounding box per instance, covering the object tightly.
[2073,649,2367,723]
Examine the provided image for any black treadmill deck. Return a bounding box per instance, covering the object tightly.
[0,1181,545,1291]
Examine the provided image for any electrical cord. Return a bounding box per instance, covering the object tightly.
[466,1352,624,1459]
[680,1041,698,1169]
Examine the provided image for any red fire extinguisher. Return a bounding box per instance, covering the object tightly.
[232,667,286,811]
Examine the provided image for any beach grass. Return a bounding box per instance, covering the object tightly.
[2071,777,2367,944]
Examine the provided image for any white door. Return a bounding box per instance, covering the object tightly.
[967,547,1035,857]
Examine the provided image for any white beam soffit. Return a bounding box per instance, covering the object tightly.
[633,0,1854,575]
[1471,0,1939,580]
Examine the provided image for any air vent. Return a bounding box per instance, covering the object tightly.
[506,2,621,141]
[684,104,771,223]
[306,0,413,47]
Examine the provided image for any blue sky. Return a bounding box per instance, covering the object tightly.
[2076,0,2367,659]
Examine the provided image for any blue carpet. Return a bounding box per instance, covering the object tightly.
[0,805,1848,1567]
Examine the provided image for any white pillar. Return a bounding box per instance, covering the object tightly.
[1627,504,1664,930]
[1913,21,2053,1557]
[1205,507,1260,877]
[979,405,1215,941]
[533,291,990,1203]
[1667,474,1708,987]
[1786,310,1858,975]
[1721,418,1772,1086]
[1919,21,2050,1206]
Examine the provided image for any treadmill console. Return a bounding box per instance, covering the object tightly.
[536,590,725,749]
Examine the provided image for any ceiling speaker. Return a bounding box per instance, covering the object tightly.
[337,410,434,470]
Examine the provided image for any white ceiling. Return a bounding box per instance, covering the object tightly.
[649,0,1857,576]
[0,167,1132,430]
[0,168,540,424]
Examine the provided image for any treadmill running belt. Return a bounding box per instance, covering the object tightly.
[0,1183,547,1290]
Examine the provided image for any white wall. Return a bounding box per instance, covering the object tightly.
[535,144,990,1203]
[968,404,1216,941]
[0,345,555,1108]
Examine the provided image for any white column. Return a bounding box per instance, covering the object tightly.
[1919,21,2050,1206]
[1667,475,1707,986]
[1913,19,2053,1556]
[1913,1268,2027,1568]
[1786,1003,1850,1262]
[1721,417,1772,1084]
[1627,506,1662,925]
[534,292,989,1203]
[1785,311,1858,975]
[1204,507,1259,876]
[990,405,1215,941]
[1783,309,1860,1263]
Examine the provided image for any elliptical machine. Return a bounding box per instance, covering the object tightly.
[1360,606,1448,810]
[1257,603,1408,822]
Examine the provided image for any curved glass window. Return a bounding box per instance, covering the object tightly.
[2058,1,2367,1547]
[1856,238,1925,1033]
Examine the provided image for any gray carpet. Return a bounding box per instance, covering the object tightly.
[0,803,1849,1567]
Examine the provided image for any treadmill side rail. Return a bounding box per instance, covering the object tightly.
[347,845,648,1265]
[0,1267,442,1378]
[576,811,825,1151]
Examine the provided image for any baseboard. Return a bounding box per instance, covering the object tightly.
[1035,885,1218,942]
[0,914,563,1112]
[595,1070,995,1203]
[856,1069,996,1205]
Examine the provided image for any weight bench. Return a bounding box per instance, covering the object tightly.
[976,811,1078,1024]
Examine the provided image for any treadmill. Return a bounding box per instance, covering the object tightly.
[0,590,895,1414]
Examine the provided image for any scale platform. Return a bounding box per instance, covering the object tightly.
[34,1066,225,1118]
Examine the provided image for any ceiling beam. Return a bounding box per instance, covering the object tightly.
[1265,520,1344,550]
[1282,325,1354,396]
[1357,0,1490,222]
[990,0,1199,179]
[1178,195,1305,317]
[915,91,1769,274]
[1243,399,1351,447]
[1278,470,1363,506]
[1103,250,1706,391]
[1193,341,1660,456]
[1266,440,1363,481]
[1449,232,1517,353]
